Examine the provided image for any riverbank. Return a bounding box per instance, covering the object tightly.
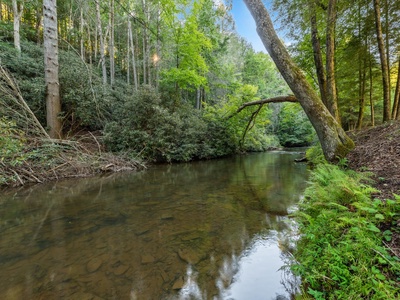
[0,130,145,188]
[292,121,400,299]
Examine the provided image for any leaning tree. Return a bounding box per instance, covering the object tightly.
[243,0,354,162]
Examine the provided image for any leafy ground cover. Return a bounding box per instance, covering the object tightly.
[292,122,400,299]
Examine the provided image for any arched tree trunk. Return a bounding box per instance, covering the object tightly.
[43,0,62,138]
[244,0,354,162]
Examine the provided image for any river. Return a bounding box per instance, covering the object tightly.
[0,150,308,300]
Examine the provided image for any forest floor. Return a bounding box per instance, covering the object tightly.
[347,120,400,258]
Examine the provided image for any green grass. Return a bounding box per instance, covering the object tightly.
[292,163,400,299]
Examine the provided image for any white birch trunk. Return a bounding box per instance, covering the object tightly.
[12,0,23,52]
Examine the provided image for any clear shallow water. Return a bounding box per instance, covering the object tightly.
[0,151,308,299]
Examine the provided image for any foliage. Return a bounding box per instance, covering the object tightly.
[160,0,212,93]
[204,84,280,152]
[305,144,327,165]
[292,164,400,299]
[59,50,110,130]
[242,51,289,98]
[274,103,315,147]
[0,41,115,131]
[0,118,25,161]
[103,85,236,162]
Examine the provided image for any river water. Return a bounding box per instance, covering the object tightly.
[0,151,308,300]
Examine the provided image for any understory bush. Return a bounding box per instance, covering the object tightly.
[103,85,236,162]
[292,164,400,299]
[0,41,111,131]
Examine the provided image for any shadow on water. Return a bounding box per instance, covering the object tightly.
[0,151,308,299]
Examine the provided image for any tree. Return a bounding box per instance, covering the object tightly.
[373,0,391,121]
[43,0,62,138]
[95,0,107,85]
[244,0,354,162]
[325,0,340,123]
[308,0,327,106]
[12,0,23,53]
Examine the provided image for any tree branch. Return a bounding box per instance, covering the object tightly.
[228,95,297,118]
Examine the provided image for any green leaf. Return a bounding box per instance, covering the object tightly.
[375,273,386,280]
[374,213,385,220]
[367,224,381,233]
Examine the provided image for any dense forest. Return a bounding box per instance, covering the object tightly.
[0,0,399,177]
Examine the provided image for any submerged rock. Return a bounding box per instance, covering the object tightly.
[86,257,103,273]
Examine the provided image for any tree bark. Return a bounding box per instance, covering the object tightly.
[95,0,107,85]
[43,0,62,138]
[373,0,391,121]
[128,18,138,91]
[309,0,327,106]
[80,6,85,60]
[109,0,115,86]
[141,0,147,85]
[356,56,367,129]
[244,0,354,162]
[12,0,23,53]
[369,42,375,126]
[230,95,297,117]
[325,0,340,123]
[392,56,400,120]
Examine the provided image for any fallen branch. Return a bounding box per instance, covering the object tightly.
[228,95,297,118]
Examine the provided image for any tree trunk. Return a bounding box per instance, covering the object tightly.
[80,7,85,60]
[35,3,42,44]
[309,0,327,106]
[373,0,391,121]
[325,0,340,123]
[384,0,391,104]
[128,18,138,91]
[95,0,107,85]
[109,0,115,86]
[12,0,23,53]
[141,0,147,85]
[43,0,62,138]
[356,56,367,129]
[392,57,400,120]
[155,1,161,90]
[244,0,354,162]
[369,42,375,126]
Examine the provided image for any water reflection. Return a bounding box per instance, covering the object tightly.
[0,151,307,299]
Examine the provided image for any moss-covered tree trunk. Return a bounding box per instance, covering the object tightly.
[244,0,354,162]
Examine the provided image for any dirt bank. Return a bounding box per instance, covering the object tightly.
[347,121,400,258]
